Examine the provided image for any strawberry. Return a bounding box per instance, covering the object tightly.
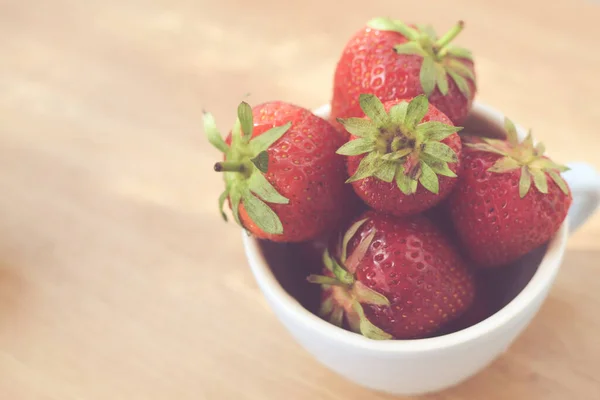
[307,211,475,340]
[337,94,462,216]
[434,273,493,335]
[331,18,476,127]
[435,295,491,336]
[204,101,350,242]
[447,118,573,267]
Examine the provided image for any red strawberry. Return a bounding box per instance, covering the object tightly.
[307,211,475,340]
[447,118,573,267]
[204,101,351,242]
[435,295,491,336]
[434,273,493,335]
[331,18,476,127]
[337,94,462,216]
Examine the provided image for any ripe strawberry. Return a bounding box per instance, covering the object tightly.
[204,101,350,242]
[337,94,462,216]
[434,273,493,336]
[307,211,475,340]
[435,296,491,336]
[331,18,476,127]
[447,118,573,267]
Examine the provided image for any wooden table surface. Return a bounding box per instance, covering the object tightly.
[1,0,600,399]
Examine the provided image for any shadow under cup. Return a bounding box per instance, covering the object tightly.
[255,110,551,338]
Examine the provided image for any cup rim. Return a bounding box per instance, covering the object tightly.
[243,101,569,353]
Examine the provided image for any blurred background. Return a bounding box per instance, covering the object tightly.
[1,0,599,399]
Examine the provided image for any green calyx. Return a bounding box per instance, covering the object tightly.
[465,117,570,198]
[307,218,392,340]
[367,17,476,98]
[203,101,291,234]
[336,94,461,195]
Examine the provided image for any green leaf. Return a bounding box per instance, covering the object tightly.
[423,142,458,162]
[341,218,369,262]
[381,148,412,161]
[352,281,390,306]
[367,17,398,32]
[530,168,548,194]
[250,151,269,173]
[548,170,570,195]
[231,119,242,146]
[346,229,376,274]
[346,152,379,183]
[435,63,449,95]
[417,24,437,39]
[359,94,390,125]
[464,142,508,156]
[447,46,473,61]
[415,121,462,141]
[390,136,402,152]
[405,95,429,130]
[393,42,427,57]
[229,187,242,225]
[504,118,519,146]
[530,158,570,172]
[552,163,571,173]
[395,165,415,195]
[419,57,437,96]
[337,117,375,137]
[427,159,457,177]
[366,17,419,40]
[249,122,292,153]
[519,166,532,198]
[366,17,398,31]
[323,248,334,272]
[448,70,471,99]
[237,101,253,141]
[481,137,509,147]
[203,112,228,152]
[336,138,375,156]
[522,131,534,152]
[535,142,546,156]
[392,20,420,40]
[410,179,418,193]
[373,160,396,183]
[331,258,354,285]
[318,297,334,317]
[218,189,229,221]
[329,306,344,327]
[306,274,346,287]
[351,301,392,340]
[488,156,521,173]
[248,171,289,204]
[447,59,475,82]
[419,161,439,194]
[389,102,408,125]
[242,193,284,235]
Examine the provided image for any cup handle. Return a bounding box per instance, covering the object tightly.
[562,162,600,233]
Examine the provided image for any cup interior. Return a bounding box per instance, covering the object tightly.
[246,102,567,348]
[256,233,548,335]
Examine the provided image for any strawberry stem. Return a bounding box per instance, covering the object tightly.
[435,20,464,50]
[214,161,246,173]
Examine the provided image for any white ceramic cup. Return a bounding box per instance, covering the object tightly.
[242,102,600,396]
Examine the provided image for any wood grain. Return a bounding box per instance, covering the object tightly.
[1,0,599,399]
